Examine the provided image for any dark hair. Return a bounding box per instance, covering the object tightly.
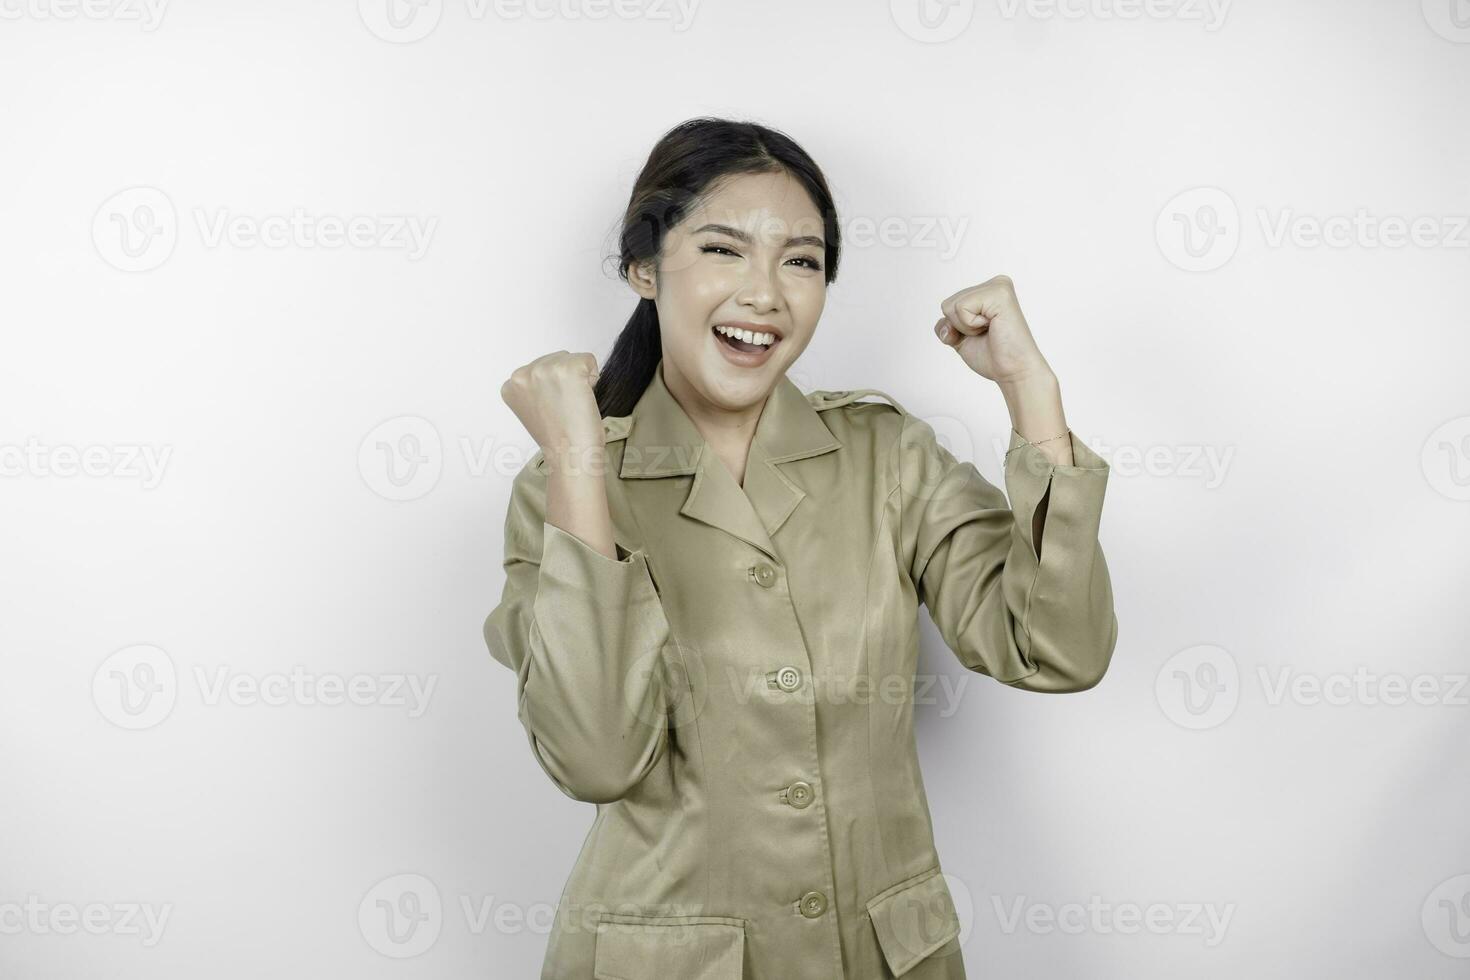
[595,117,842,418]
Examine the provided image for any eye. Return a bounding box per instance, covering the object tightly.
[699,244,822,272]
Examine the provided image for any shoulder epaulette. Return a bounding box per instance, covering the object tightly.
[805,387,908,415]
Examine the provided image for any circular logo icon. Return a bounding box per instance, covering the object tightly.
[93,186,177,273]
[358,873,442,957]
[624,637,710,733]
[890,0,975,43]
[1421,416,1470,501]
[359,416,443,501]
[92,644,177,730]
[1422,0,1470,43]
[358,0,443,43]
[1155,643,1239,730]
[880,871,971,965]
[942,870,975,947]
[899,414,974,508]
[1422,873,1470,957]
[1156,187,1239,272]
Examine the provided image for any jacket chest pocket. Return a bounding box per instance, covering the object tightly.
[592,913,746,980]
[865,866,962,977]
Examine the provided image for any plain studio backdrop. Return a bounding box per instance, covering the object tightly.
[2,1,1468,977]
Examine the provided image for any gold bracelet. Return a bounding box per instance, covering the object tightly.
[1005,427,1070,459]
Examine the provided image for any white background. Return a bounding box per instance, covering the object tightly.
[2,0,1469,976]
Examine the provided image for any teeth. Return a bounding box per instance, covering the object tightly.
[715,325,776,347]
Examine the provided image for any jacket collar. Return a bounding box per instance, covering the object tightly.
[619,359,842,558]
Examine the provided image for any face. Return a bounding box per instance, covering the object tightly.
[627,170,828,413]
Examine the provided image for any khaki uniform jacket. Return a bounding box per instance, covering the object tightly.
[483,358,1117,979]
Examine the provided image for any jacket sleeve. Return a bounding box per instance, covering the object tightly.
[482,458,673,803]
[897,414,1118,693]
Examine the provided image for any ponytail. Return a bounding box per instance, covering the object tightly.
[594,298,661,418]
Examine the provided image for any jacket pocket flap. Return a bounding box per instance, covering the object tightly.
[592,913,746,980]
[865,867,961,977]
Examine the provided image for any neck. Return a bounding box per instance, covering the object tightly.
[661,361,770,487]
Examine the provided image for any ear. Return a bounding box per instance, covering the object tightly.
[626,257,657,301]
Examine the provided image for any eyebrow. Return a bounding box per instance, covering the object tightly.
[692,223,826,250]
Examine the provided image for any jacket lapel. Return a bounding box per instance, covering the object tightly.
[619,359,842,560]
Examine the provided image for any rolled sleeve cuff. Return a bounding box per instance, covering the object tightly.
[537,520,660,606]
[1004,431,1110,558]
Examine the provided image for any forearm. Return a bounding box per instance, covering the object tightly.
[903,412,1116,693]
[485,458,673,805]
[998,370,1072,466]
[998,369,1071,556]
[543,442,618,562]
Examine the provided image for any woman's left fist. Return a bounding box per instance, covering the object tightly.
[933,275,1052,386]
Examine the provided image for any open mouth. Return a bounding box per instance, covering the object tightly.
[712,324,780,354]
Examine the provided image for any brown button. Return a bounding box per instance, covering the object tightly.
[785,780,813,809]
[799,890,827,918]
[769,666,802,692]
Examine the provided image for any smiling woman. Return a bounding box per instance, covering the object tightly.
[596,123,841,478]
[485,117,1118,979]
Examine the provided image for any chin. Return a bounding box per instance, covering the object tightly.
[699,359,779,404]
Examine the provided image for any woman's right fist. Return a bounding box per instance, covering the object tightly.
[499,351,605,457]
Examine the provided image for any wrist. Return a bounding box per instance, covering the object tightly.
[542,441,610,479]
[997,368,1059,402]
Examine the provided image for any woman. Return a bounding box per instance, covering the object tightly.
[484,117,1118,979]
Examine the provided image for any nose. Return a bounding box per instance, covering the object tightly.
[736,260,782,314]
